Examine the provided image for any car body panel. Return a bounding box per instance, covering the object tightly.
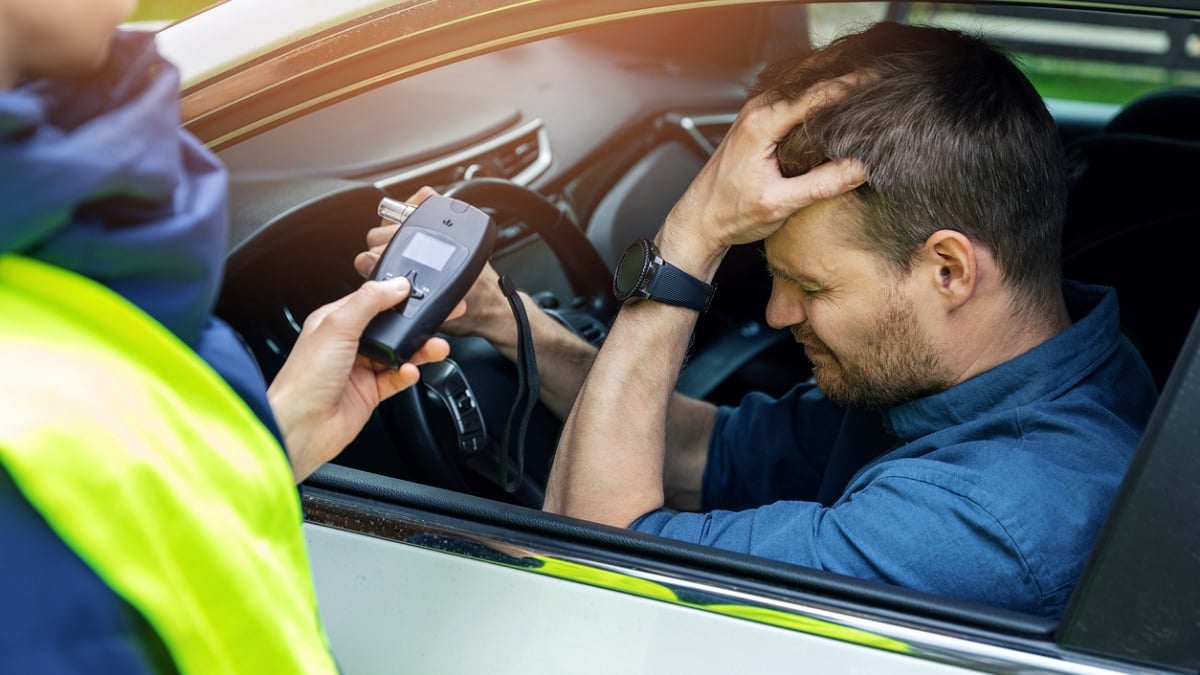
[304,499,1142,675]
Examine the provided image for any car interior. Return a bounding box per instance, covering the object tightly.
[209,1,1200,664]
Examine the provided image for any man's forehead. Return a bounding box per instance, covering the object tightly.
[773,194,865,248]
[765,194,877,275]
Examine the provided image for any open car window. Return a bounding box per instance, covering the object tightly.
[165,1,1200,671]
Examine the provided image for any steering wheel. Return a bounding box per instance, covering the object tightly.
[379,177,616,507]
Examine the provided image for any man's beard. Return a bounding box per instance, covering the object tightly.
[793,294,951,409]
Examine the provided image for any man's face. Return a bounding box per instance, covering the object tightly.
[763,196,953,409]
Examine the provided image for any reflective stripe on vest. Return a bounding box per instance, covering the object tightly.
[0,255,338,674]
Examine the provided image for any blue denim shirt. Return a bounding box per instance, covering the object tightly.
[632,281,1157,618]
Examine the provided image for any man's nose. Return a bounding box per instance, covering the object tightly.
[765,285,807,330]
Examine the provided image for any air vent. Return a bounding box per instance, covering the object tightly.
[375,118,551,192]
[489,134,541,179]
[669,113,736,157]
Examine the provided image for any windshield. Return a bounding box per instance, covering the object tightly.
[809,2,1200,106]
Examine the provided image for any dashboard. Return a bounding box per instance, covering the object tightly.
[213,6,815,501]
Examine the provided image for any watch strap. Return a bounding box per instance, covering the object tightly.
[645,254,716,313]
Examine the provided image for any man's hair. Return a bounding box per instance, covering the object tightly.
[753,22,1068,314]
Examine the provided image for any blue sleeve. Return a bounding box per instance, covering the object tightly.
[194,316,286,450]
[701,382,844,511]
[633,471,1042,613]
[0,466,173,674]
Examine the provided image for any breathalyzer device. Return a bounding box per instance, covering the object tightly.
[359,194,496,369]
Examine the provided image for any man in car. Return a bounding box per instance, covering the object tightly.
[357,23,1157,618]
[1,1,458,671]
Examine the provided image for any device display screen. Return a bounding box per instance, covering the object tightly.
[403,231,457,271]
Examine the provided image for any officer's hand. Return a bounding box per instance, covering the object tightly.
[268,276,464,482]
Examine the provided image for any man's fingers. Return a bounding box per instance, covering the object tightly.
[354,250,380,278]
[778,73,866,121]
[747,73,869,142]
[406,185,439,204]
[366,187,438,250]
[366,222,400,249]
[775,157,867,209]
[362,187,441,276]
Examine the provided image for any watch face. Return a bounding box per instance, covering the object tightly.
[613,240,649,300]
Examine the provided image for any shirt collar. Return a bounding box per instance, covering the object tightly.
[881,281,1121,441]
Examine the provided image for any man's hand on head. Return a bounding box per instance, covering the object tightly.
[657,77,868,277]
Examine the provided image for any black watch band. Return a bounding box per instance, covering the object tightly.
[612,238,716,313]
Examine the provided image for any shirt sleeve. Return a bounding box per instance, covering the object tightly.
[633,470,1044,614]
[0,466,173,674]
[701,382,844,511]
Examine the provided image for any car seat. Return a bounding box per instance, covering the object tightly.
[1102,86,1200,141]
[1060,87,1200,390]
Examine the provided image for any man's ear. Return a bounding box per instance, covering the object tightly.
[919,229,977,309]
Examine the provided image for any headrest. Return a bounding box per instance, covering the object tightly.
[1105,87,1200,141]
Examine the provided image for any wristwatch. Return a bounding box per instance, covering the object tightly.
[612,238,716,312]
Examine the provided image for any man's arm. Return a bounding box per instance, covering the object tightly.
[354,195,715,508]
[543,87,867,527]
[543,253,719,523]
[443,262,718,511]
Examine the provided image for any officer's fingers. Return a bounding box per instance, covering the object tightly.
[405,337,452,367]
[314,278,411,338]
[301,295,348,331]
[376,361,422,400]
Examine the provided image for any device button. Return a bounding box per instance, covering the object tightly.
[403,270,426,299]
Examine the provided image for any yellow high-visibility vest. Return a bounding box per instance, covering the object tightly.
[0,254,338,674]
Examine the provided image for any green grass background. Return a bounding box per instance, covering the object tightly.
[129,0,216,22]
